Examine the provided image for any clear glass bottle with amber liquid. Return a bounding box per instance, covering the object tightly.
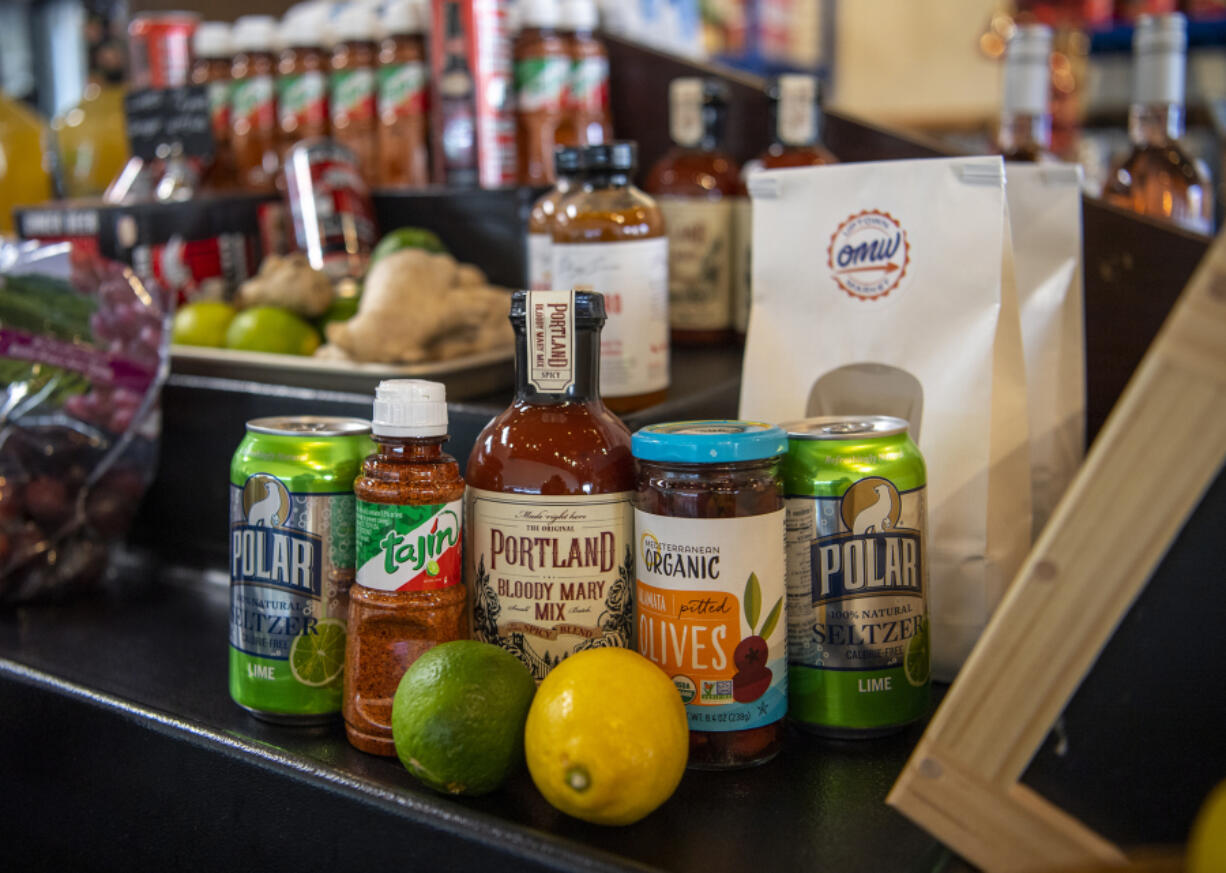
[995,24,1053,163]
[515,0,570,185]
[346,379,468,756]
[378,0,430,188]
[733,74,838,339]
[1103,13,1214,235]
[553,142,669,413]
[527,145,585,290]
[330,5,381,186]
[465,290,635,682]
[647,78,740,346]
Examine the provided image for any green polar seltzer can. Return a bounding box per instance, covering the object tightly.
[229,416,374,723]
[780,416,930,738]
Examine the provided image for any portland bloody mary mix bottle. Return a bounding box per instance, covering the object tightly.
[552,142,669,414]
[465,290,635,681]
[229,15,280,191]
[330,4,381,185]
[377,0,431,188]
[646,78,740,346]
[346,380,468,756]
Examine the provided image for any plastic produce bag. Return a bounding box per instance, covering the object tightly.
[0,241,171,602]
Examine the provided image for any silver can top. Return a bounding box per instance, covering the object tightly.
[246,416,371,437]
[779,415,910,441]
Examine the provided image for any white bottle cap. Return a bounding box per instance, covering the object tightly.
[232,15,279,53]
[373,379,449,437]
[669,77,704,147]
[560,0,598,31]
[777,73,818,145]
[193,22,232,59]
[382,0,426,35]
[1134,13,1186,107]
[332,3,380,43]
[520,0,562,30]
[1002,23,1052,116]
[281,5,333,48]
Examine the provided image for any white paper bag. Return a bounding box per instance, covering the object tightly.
[740,156,1032,679]
[1006,163,1086,539]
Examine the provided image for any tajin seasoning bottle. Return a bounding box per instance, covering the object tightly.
[556,0,611,147]
[378,0,431,187]
[346,380,468,756]
[229,15,280,191]
[995,24,1053,163]
[1103,13,1214,234]
[514,0,569,184]
[191,21,237,189]
[553,141,669,414]
[732,74,837,339]
[527,145,584,289]
[647,78,740,346]
[277,5,332,158]
[465,290,635,682]
[330,4,381,185]
[632,421,788,769]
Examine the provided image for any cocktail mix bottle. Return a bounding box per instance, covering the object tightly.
[465,290,635,681]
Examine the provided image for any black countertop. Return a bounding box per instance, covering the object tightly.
[0,558,959,873]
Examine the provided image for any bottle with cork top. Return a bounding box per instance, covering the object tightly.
[345,379,468,756]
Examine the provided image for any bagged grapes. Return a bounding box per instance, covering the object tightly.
[0,240,172,602]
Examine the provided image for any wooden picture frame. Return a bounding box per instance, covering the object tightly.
[887,231,1226,873]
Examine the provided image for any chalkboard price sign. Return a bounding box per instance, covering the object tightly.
[124,86,215,161]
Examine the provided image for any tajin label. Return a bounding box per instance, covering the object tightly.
[526,289,574,393]
[566,55,609,112]
[356,498,463,592]
[466,487,634,680]
[378,61,427,117]
[231,75,275,131]
[277,71,328,130]
[636,510,787,731]
[515,55,569,113]
[331,68,377,125]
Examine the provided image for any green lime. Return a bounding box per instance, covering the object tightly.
[371,227,448,265]
[289,618,346,687]
[172,300,237,347]
[426,560,440,576]
[313,294,360,333]
[225,306,321,356]
[904,618,930,687]
[392,640,536,796]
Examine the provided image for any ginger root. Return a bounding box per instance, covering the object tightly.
[238,253,333,318]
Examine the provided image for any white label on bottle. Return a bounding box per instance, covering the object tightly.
[465,487,635,681]
[778,77,818,145]
[526,289,574,393]
[552,237,669,398]
[658,196,734,331]
[527,232,552,289]
[731,195,753,335]
[670,79,704,147]
[635,508,788,730]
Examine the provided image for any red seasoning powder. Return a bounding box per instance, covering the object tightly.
[344,379,468,756]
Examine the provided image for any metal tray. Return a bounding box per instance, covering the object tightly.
[170,344,515,399]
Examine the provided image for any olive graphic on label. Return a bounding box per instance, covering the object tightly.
[732,667,772,704]
[733,635,768,673]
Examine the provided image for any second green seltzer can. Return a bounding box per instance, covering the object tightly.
[780,416,930,737]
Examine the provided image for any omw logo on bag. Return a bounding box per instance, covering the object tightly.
[812,478,922,602]
[827,210,910,301]
[358,501,462,592]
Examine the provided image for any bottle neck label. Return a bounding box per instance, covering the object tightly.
[777,77,818,146]
[525,289,576,393]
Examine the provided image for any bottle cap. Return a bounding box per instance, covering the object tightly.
[193,22,232,59]
[372,379,448,437]
[1002,23,1051,116]
[520,0,561,29]
[1134,13,1186,106]
[232,15,279,53]
[632,421,788,464]
[510,289,606,326]
[332,3,380,43]
[583,140,636,173]
[560,0,599,31]
[281,5,333,48]
[1135,12,1186,54]
[554,145,585,177]
[382,0,426,36]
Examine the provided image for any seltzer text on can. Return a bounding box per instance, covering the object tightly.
[780,416,930,737]
[229,416,373,723]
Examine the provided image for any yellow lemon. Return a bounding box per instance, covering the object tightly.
[1189,778,1226,873]
[524,647,688,826]
[171,300,237,347]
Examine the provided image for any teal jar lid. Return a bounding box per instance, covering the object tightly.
[631,420,787,464]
